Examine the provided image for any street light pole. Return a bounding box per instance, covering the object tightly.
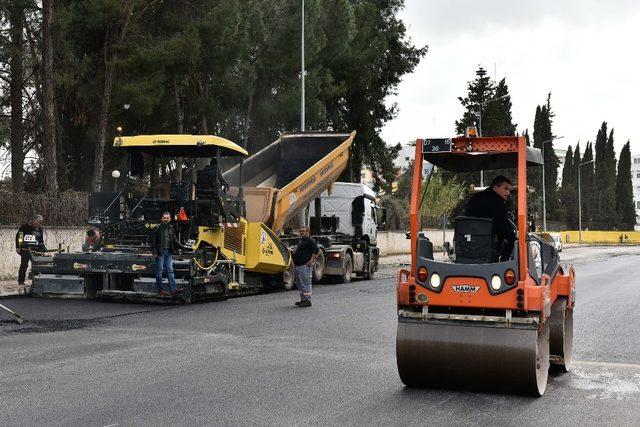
[300,0,305,132]
[578,159,595,244]
[539,135,564,231]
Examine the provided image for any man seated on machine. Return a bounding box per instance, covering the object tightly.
[198,158,229,195]
[465,175,516,261]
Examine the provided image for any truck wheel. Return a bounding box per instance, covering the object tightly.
[342,253,353,283]
[313,250,325,283]
[364,256,376,280]
[282,263,295,291]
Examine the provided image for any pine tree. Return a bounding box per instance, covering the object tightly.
[615,141,636,229]
[452,67,517,188]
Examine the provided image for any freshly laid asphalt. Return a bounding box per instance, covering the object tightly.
[1,247,639,426]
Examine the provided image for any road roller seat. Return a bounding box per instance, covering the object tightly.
[453,216,499,264]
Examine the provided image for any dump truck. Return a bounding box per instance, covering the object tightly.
[31,131,355,303]
[396,131,575,396]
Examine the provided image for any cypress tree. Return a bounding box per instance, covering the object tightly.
[532,94,560,224]
[593,122,610,228]
[615,141,636,229]
[581,142,595,229]
[560,145,574,227]
[568,144,581,229]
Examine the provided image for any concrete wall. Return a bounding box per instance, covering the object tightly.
[0,226,86,280]
[0,226,452,280]
[376,229,454,256]
[560,230,640,244]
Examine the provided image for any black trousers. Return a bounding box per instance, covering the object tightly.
[18,251,32,284]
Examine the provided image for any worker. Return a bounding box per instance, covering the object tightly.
[15,214,44,289]
[199,158,229,194]
[150,212,181,296]
[293,225,319,307]
[82,229,102,252]
[465,175,516,260]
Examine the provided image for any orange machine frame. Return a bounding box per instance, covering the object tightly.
[401,135,574,317]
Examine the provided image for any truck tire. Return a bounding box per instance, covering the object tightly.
[364,255,376,280]
[313,250,325,283]
[282,263,295,291]
[342,253,353,283]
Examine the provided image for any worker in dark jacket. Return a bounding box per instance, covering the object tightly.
[465,175,516,260]
[15,214,45,288]
[293,225,319,307]
[150,212,181,296]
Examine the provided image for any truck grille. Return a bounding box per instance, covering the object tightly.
[224,223,245,255]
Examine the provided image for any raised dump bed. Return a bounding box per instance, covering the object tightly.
[224,131,354,234]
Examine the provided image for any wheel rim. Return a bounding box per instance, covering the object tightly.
[282,264,295,290]
[313,251,325,283]
[344,255,352,282]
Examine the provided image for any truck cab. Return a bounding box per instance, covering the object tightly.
[311,182,381,245]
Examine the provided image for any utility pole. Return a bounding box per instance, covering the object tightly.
[300,0,305,132]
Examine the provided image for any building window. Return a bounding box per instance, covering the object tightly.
[637,201,640,209]
[635,158,640,164]
[637,173,640,179]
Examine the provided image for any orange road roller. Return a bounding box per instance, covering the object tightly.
[396,131,575,396]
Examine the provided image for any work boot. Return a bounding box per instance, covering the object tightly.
[158,289,169,296]
[298,300,312,307]
[170,289,182,296]
[294,300,303,306]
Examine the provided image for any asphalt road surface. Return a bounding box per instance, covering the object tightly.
[1,246,639,426]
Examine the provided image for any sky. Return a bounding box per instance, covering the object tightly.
[380,0,640,157]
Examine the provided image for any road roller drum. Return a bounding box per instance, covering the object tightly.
[396,318,551,396]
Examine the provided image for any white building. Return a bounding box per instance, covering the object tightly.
[555,148,567,186]
[394,144,417,171]
[632,154,640,230]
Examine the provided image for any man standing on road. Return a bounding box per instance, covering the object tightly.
[293,225,319,307]
[150,212,181,296]
[15,214,44,291]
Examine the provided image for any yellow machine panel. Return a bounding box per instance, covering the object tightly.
[195,219,290,276]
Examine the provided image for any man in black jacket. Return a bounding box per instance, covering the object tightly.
[150,212,181,295]
[465,176,516,260]
[293,226,319,307]
[15,214,44,288]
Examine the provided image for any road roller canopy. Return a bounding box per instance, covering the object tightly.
[422,136,542,172]
[113,134,248,157]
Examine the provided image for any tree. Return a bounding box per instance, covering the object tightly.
[560,145,575,227]
[41,0,57,191]
[615,141,636,230]
[580,142,595,229]
[8,1,26,192]
[594,122,617,229]
[452,67,517,189]
[570,144,581,228]
[532,94,560,222]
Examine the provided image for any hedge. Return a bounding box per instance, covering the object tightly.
[0,191,88,226]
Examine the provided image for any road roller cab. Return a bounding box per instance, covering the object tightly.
[396,131,576,396]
